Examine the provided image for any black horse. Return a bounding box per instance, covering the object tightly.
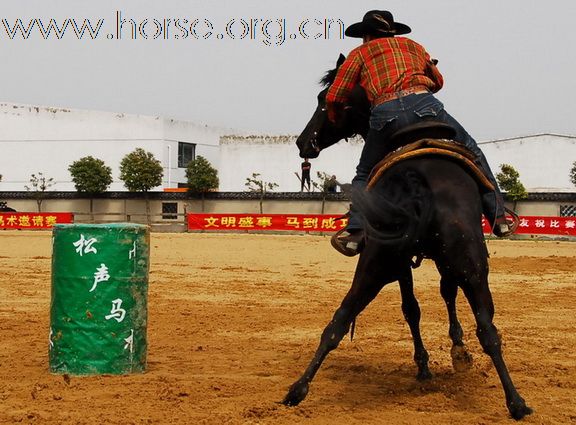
[283,56,532,420]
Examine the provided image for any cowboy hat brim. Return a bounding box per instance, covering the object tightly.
[345,21,411,38]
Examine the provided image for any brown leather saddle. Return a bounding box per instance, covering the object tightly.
[367,121,495,192]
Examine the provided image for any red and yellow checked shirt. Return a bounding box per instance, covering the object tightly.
[326,37,444,106]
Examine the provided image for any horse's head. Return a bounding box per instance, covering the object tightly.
[296,54,370,159]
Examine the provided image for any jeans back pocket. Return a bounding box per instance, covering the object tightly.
[413,98,444,118]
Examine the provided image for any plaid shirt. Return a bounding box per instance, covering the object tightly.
[326,37,444,107]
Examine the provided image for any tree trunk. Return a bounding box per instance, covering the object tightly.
[259,191,264,214]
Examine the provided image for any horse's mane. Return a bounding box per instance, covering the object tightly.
[319,67,338,88]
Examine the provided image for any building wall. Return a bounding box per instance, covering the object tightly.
[1,101,575,195]
[514,201,560,217]
[219,133,576,193]
[3,197,573,223]
[219,135,363,192]
[0,198,352,228]
[0,103,223,192]
[479,134,576,192]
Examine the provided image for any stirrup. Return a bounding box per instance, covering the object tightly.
[493,208,520,238]
[330,228,364,257]
[505,207,520,233]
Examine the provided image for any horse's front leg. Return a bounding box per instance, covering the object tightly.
[282,253,387,406]
[398,270,432,380]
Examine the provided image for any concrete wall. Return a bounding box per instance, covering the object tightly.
[1,195,349,223]
[513,201,561,217]
[3,197,573,226]
[0,103,224,192]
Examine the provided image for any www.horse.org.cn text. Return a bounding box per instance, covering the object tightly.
[0,11,347,46]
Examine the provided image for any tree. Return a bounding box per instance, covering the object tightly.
[119,148,163,222]
[69,156,112,193]
[245,172,278,194]
[570,161,576,188]
[245,173,278,214]
[316,172,338,193]
[312,171,337,214]
[496,164,528,211]
[69,156,113,222]
[119,148,163,192]
[185,156,219,212]
[186,156,219,192]
[25,172,54,212]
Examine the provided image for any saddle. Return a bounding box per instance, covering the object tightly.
[366,121,495,192]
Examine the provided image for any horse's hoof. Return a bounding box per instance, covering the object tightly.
[282,382,309,407]
[509,400,533,420]
[451,344,473,372]
[416,368,432,381]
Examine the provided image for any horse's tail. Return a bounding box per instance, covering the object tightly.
[354,168,433,253]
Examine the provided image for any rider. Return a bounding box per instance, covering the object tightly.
[326,10,513,256]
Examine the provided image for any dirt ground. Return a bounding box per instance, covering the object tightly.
[0,231,575,424]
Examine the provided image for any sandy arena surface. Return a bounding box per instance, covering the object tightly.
[0,231,575,424]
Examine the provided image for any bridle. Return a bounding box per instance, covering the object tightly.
[309,104,367,153]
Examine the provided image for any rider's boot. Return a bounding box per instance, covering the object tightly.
[331,227,365,256]
[483,192,518,237]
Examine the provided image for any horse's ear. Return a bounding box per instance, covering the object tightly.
[337,53,346,67]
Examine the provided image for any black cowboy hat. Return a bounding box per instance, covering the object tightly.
[345,10,411,38]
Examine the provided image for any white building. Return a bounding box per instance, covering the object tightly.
[219,134,362,192]
[0,102,225,191]
[0,102,575,194]
[479,134,576,192]
[221,133,576,193]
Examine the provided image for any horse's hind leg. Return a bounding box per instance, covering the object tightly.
[398,271,431,380]
[460,272,532,420]
[439,276,473,371]
[282,254,387,407]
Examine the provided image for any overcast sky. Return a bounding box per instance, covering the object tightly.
[1,0,575,141]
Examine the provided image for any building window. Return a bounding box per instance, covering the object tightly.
[560,205,576,217]
[162,202,178,220]
[178,142,196,168]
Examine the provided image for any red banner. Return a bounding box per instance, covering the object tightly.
[505,216,576,236]
[188,214,348,232]
[189,214,576,236]
[0,212,74,230]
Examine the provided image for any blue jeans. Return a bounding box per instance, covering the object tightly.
[347,92,504,231]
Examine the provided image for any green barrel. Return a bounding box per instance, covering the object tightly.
[49,223,149,375]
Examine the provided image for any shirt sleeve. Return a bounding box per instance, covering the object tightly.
[424,52,444,92]
[325,49,363,105]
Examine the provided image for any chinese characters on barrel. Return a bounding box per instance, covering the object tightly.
[48,232,135,356]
